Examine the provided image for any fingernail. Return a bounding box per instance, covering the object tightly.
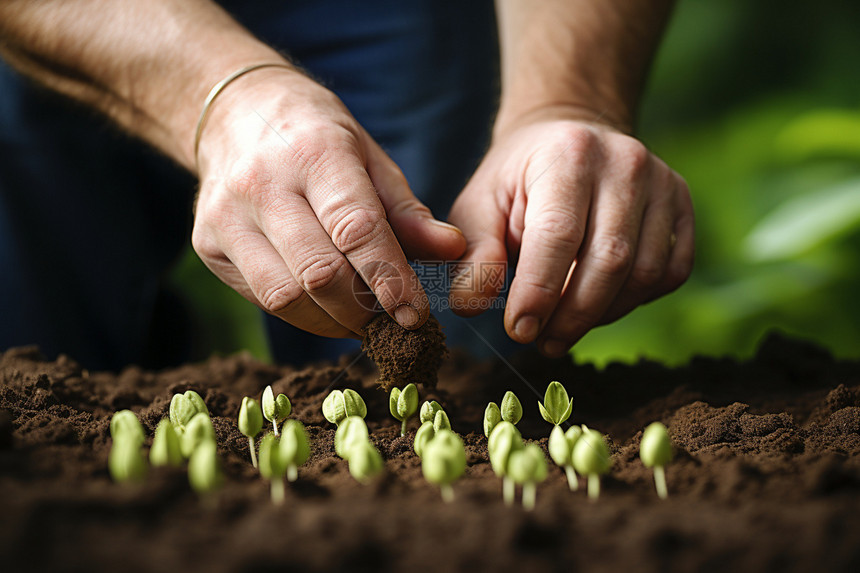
[513,315,540,342]
[542,339,569,357]
[430,219,464,236]
[395,303,420,329]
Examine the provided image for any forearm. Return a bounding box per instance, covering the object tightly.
[0,0,285,170]
[494,0,674,137]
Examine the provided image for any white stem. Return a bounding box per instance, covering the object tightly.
[588,474,601,501]
[249,437,258,469]
[523,483,536,511]
[401,419,408,437]
[654,465,668,500]
[272,421,279,436]
[503,477,515,506]
[564,465,579,491]
[271,478,285,505]
[287,465,298,483]
[441,484,455,503]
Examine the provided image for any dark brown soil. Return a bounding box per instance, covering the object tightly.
[361,312,447,390]
[1,331,860,572]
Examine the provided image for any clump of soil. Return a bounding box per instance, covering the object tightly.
[1,331,860,572]
[361,312,447,390]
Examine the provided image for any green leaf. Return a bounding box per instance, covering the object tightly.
[483,402,502,438]
[421,430,466,487]
[413,421,436,458]
[334,416,370,459]
[238,397,263,438]
[419,400,443,424]
[109,436,147,483]
[343,389,367,419]
[188,440,222,494]
[640,422,673,468]
[537,402,552,424]
[500,391,522,425]
[398,384,419,419]
[322,390,346,425]
[279,420,310,468]
[110,410,145,443]
[507,443,548,485]
[572,429,611,476]
[433,409,451,432]
[180,413,215,458]
[389,388,402,420]
[348,441,384,483]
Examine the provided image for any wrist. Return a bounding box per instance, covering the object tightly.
[492,101,632,144]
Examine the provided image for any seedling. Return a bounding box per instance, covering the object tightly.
[262,385,291,436]
[538,381,574,426]
[500,391,522,425]
[181,412,215,458]
[413,421,436,457]
[347,440,384,483]
[433,409,451,432]
[238,397,264,468]
[483,402,502,437]
[322,389,367,426]
[640,422,674,500]
[488,421,524,506]
[279,419,310,482]
[547,424,582,491]
[334,416,370,459]
[150,419,183,468]
[188,440,222,496]
[109,435,147,483]
[508,443,548,511]
[170,390,209,431]
[389,383,419,436]
[422,429,466,503]
[258,433,287,504]
[110,410,145,443]
[419,400,443,424]
[572,426,611,501]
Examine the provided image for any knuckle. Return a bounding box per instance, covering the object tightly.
[295,253,348,294]
[287,123,356,175]
[531,209,585,251]
[227,155,278,205]
[190,224,222,262]
[589,235,634,278]
[330,207,385,254]
[629,260,665,289]
[665,252,694,291]
[613,136,651,180]
[259,281,304,314]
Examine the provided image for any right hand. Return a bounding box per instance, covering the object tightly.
[192,65,466,338]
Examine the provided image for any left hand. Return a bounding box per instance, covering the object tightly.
[447,113,695,357]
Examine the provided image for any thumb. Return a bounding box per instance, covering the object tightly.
[364,138,466,261]
[446,183,509,317]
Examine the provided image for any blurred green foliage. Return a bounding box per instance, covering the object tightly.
[171,0,860,366]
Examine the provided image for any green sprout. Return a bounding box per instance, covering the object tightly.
[110,410,145,443]
[150,419,183,468]
[421,429,467,503]
[258,433,287,504]
[262,385,291,436]
[109,435,147,483]
[500,391,522,425]
[640,422,674,500]
[572,426,611,501]
[419,400,443,424]
[507,443,548,511]
[347,440,384,483]
[547,424,582,491]
[538,381,574,426]
[169,390,209,431]
[413,421,436,457]
[188,440,222,496]
[488,421,524,506]
[279,419,310,482]
[483,402,502,438]
[389,383,419,436]
[334,416,370,459]
[322,389,367,426]
[238,397,264,468]
[433,409,451,432]
[335,417,369,457]
[180,412,215,458]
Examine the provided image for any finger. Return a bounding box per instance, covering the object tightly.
[663,176,695,292]
[446,177,510,317]
[503,150,594,344]
[257,192,379,334]
[596,170,678,325]
[194,227,356,338]
[364,135,467,261]
[537,152,651,356]
[302,151,429,330]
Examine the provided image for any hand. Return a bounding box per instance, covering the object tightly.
[448,112,694,356]
[192,66,466,338]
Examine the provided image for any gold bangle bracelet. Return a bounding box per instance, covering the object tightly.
[193,62,293,163]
